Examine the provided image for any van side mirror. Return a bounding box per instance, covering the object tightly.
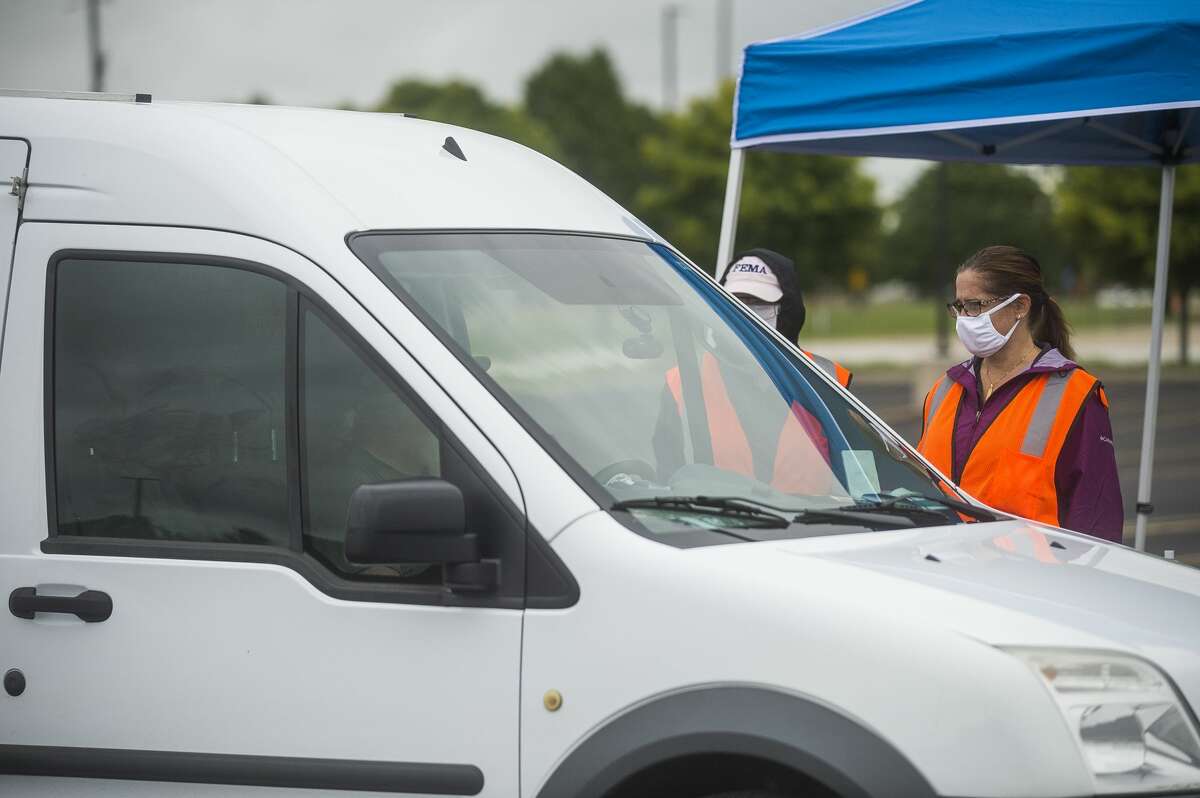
[344,479,497,592]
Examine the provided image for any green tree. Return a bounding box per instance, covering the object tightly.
[634,82,880,284]
[887,162,1060,292]
[1057,164,1200,362]
[1057,165,1200,287]
[524,49,660,206]
[374,79,559,158]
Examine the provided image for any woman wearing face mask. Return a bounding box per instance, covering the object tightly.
[916,245,1122,541]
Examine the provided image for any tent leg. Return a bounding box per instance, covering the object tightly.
[715,148,745,281]
[1134,165,1175,552]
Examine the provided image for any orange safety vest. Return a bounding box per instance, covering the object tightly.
[916,367,1101,527]
[801,350,853,389]
[665,353,834,494]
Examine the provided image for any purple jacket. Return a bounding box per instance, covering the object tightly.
[930,348,1123,542]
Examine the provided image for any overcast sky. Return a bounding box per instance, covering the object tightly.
[0,0,924,199]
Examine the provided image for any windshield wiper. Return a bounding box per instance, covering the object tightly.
[611,495,918,531]
[610,496,790,528]
[685,494,921,530]
[790,507,916,529]
[854,493,1002,522]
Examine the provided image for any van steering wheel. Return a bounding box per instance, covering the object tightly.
[592,459,658,487]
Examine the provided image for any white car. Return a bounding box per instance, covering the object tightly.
[1,91,1198,798]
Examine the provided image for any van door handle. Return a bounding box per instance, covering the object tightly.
[8,587,112,622]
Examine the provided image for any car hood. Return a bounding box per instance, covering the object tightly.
[767,519,1200,707]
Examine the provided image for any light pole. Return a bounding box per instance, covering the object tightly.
[662,4,680,111]
[935,162,950,356]
[715,0,734,86]
[86,0,106,92]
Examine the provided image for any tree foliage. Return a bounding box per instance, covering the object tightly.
[370,54,1200,300]
[311,49,1200,303]
[886,163,1059,292]
[1056,165,1200,290]
[523,49,659,207]
[634,82,880,284]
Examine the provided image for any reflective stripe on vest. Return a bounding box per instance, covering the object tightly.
[801,350,853,389]
[916,368,1098,526]
[923,375,955,435]
[1021,371,1073,456]
[665,352,835,494]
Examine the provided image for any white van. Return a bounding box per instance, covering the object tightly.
[1,91,1198,798]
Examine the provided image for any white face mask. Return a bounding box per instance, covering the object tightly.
[955,293,1021,357]
[749,303,780,328]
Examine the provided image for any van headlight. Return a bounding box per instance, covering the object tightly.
[1006,648,1200,793]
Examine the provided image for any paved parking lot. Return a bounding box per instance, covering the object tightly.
[851,370,1200,564]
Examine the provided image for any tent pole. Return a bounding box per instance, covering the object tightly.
[715,147,745,280]
[1134,164,1175,552]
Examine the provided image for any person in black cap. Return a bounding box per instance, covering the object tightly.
[721,249,852,388]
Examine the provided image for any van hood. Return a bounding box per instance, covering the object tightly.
[768,519,1200,708]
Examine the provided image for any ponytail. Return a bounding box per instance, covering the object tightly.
[1033,294,1074,360]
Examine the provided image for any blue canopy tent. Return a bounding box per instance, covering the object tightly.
[717,0,1199,550]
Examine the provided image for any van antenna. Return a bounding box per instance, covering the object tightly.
[442,136,467,162]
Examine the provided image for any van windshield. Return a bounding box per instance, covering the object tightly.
[351,232,967,534]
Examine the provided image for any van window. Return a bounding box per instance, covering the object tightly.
[49,256,524,597]
[301,307,442,581]
[52,259,289,545]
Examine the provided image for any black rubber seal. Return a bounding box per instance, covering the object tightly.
[0,745,483,794]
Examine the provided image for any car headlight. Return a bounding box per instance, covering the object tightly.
[1006,648,1200,794]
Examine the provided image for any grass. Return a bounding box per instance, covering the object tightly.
[802,297,1152,339]
[846,361,1200,380]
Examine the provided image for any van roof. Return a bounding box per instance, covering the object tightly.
[1,95,654,252]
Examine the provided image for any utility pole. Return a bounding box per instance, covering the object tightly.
[1181,276,1191,366]
[935,161,951,357]
[86,0,105,92]
[715,0,734,86]
[662,4,680,111]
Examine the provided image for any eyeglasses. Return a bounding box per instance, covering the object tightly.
[946,296,1007,318]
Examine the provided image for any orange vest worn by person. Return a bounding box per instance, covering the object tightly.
[665,353,835,495]
[801,350,853,389]
[916,367,1102,527]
